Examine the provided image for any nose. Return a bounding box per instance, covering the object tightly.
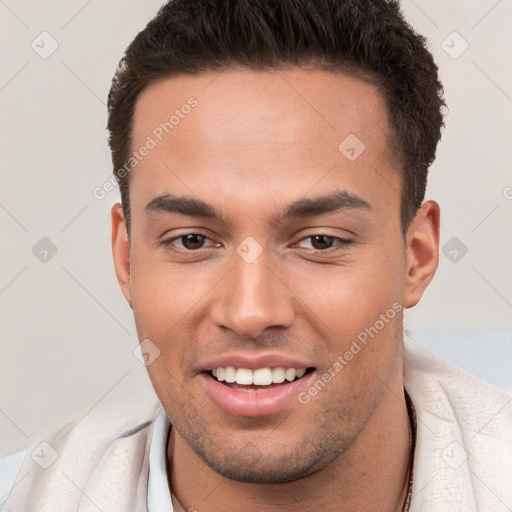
[210,247,296,339]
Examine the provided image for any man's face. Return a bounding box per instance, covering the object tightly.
[113,68,417,482]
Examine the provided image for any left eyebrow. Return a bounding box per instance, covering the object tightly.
[144,188,372,227]
[271,189,372,226]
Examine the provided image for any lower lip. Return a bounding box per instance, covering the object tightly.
[199,371,315,417]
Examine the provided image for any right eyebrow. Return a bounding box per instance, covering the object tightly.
[145,194,224,220]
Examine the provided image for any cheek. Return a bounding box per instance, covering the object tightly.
[129,252,200,332]
[129,255,221,378]
[129,261,189,372]
[290,251,405,335]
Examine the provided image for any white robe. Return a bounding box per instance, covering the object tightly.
[2,335,511,511]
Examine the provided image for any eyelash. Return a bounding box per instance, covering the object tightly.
[162,233,353,253]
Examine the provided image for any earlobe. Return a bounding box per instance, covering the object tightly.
[111,203,132,308]
[404,200,440,309]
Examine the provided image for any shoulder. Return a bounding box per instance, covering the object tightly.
[0,398,161,509]
[403,333,511,432]
[0,448,28,507]
[403,334,512,511]
[40,397,163,457]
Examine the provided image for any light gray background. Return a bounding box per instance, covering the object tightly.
[1,0,511,458]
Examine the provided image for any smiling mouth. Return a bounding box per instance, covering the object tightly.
[201,365,317,416]
[207,366,316,391]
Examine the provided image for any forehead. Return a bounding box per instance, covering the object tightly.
[129,67,398,218]
[133,67,391,150]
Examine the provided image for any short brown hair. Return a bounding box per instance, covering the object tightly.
[107,0,445,237]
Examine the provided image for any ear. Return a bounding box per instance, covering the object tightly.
[404,200,440,308]
[111,203,132,308]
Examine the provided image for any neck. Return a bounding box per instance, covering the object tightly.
[167,380,412,512]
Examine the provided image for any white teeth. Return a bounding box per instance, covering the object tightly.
[271,367,285,383]
[285,368,296,382]
[235,368,253,385]
[253,368,273,385]
[224,366,236,383]
[211,366,308,385]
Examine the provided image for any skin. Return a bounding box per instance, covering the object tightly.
[111,67,440,512]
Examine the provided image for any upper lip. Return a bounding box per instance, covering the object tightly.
[200,353,314,372]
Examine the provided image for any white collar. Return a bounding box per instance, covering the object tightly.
[147,407,174,512]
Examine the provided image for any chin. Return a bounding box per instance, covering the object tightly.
[186,429,354,484]
[202,453,323,484]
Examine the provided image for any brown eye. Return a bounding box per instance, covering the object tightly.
[298,235,352,251]
[163,233,216,252]
[309,235,335,250]
[179,234,207,250]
